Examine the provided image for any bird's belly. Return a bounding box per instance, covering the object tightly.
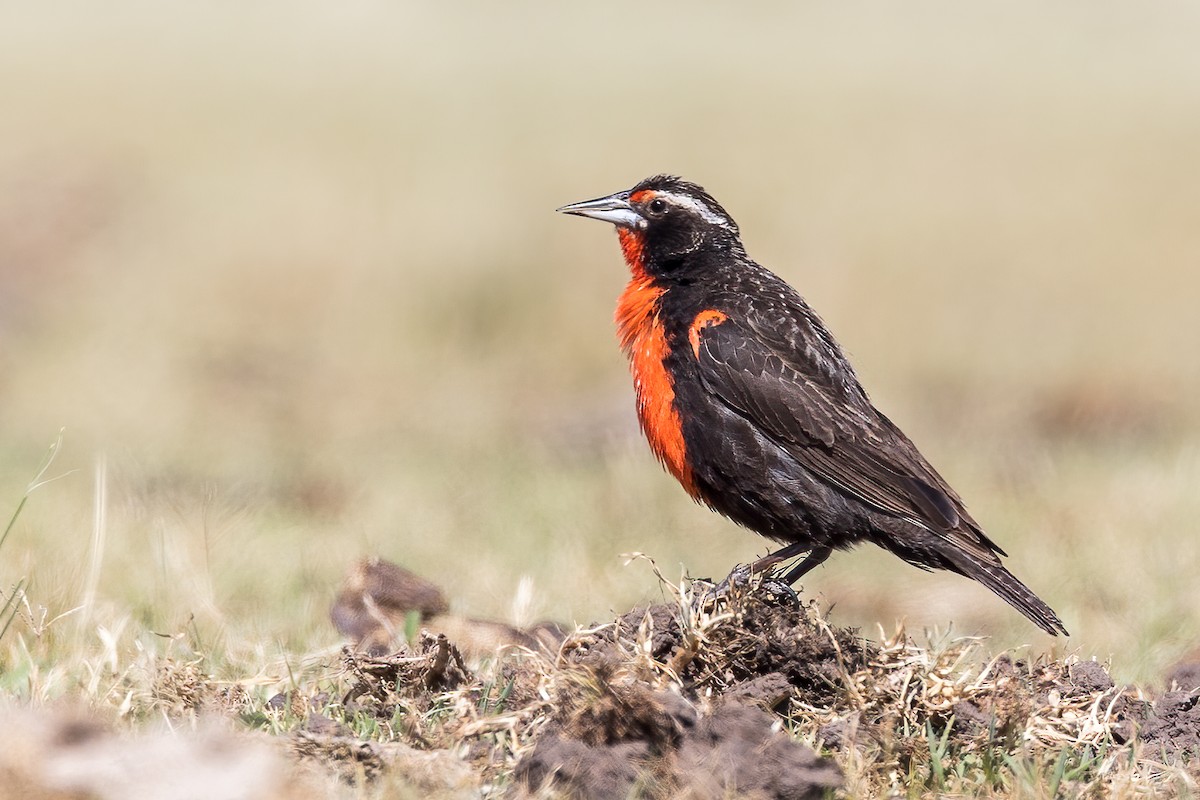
[676,394,865,548]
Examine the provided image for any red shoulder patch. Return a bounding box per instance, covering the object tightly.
[688,310,729,359]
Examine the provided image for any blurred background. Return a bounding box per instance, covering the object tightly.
[1,1,1198,682]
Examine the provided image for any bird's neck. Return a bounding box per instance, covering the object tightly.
[614,229,664,353]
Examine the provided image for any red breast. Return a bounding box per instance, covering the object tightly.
[613,229,698,497]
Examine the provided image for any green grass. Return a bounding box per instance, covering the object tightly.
[1,2,1200,796]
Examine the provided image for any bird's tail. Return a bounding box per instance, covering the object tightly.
[952,553,1069,636]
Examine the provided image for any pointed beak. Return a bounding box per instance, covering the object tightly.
[557,190,645,229]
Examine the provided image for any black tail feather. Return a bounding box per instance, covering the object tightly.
[959,557,1069,636]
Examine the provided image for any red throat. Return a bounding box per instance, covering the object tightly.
[617,227,645,273]
[613,229,696,497]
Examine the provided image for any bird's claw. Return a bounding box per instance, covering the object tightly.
[710,563,753,596]
[692,564,800,611]
[758,577,800,609]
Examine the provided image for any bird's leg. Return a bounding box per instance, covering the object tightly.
[778,545,833,585]
[747,542,830,609]
[746,541,812,576]
[700,542,820,606]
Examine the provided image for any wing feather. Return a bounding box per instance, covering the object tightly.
[695,315,995,552]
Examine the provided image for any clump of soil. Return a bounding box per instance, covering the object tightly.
[511,667,841,799]
[508,578,866,798]
[331,559,450,649]
[341,632,471,715]
[332,557,565,658]
[1140,693,1200,758]
[325,574,847,796]
[1165,654,1200,693]
[152,659,250,717]
[567,581,872,713]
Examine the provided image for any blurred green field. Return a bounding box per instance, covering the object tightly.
[2,0,1200,694]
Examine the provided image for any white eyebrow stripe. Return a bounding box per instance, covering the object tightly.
[656,191,727,226]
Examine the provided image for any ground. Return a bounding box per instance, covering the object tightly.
[6,560,1200,798]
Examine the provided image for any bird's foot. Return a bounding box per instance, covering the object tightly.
[758,577,801,609]
[692,564,800,612]
[710,562,753,595]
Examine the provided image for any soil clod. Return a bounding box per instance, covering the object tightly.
[332,557,566,658]
[513,673,841,800]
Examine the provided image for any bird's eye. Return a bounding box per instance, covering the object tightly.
[647,198,668,215]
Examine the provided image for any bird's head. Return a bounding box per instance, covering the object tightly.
[558,175,740,274]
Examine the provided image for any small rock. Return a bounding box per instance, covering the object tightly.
[1069,660,1114,693]
[1165,661,1200,692]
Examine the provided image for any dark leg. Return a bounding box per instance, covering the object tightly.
[746,541,812,575]
[703,542,827,604]
[778,545,833,585]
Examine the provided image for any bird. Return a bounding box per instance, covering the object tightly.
[558,175,1067,635]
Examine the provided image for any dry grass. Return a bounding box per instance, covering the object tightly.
[2,1,1200,795]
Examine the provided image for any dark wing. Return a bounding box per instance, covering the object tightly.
[694,313,1004,560]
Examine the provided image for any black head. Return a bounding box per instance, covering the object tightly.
[558,175,741,271]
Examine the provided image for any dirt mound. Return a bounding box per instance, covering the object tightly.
[316,564,1200,796]
[37,560,1184,798]
[513,683,840,799]
[12,561,1200,798]
[1141,693,1200,758]
[328,577,845,798]
[567,580,872,711]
